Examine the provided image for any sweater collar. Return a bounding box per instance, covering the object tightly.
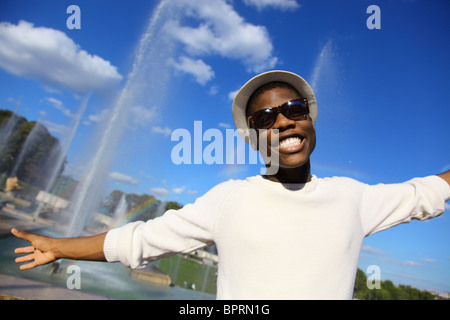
[248,174,318,191]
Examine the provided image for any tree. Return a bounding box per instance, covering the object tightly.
[353,268,369,299]
[382,280,398,300]
[0,110,65,190]
[165,201,183,211]
[353,268,439,300]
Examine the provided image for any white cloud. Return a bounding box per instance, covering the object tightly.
[150,183,197,198]
[362,245,424,267]
[380,256,422,267]
[218,122,231,129]
[165,0,278,74]
[0,20,122,95]
[420,258,436,264]
[169,56,214,85]
[208,86,219,95]
[243,0,300,11]
[83,108,110,126]
[150,187,170,198]
[108,172,138,185]
[171,185,198,196]
[361,245,386,255]
[44,97,73,118]
[228,89,239,101]
[172,186,186,194]
[152,126,173,137]
[87,109,109,123]
[129,105,158,127]
[41,119,70,135]
[187,190,198,196]
[404,260,422,267]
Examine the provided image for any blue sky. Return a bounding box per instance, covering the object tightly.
[0,0,449,293]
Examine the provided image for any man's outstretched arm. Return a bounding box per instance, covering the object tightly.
[437,170,450,186]
[12,228,107,270]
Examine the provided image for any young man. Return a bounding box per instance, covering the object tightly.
[12,70,450,299]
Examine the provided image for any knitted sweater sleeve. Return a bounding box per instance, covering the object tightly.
[351,175,450,236]
[103,180,235,269]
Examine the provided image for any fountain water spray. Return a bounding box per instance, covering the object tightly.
[310,39,334,94]
[33,96,89,219]
[111,193,128,228]
[0,97,22,159]
[66,0,179,236]
[10,121,48,178]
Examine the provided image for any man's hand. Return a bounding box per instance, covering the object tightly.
[12,228,107,269]
[12,228,57,270]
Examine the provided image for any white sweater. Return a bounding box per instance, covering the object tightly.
[103,175,450,299]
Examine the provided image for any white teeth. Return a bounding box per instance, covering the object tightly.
[279,137,302,148]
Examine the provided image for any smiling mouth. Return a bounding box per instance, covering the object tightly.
[277,135,305,153]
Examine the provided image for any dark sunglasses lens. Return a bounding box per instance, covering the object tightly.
[250,99,308,129]
[283,100,308,120]
[252,109,276,129]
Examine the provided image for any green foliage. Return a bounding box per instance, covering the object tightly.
[2,111,444,300]
[103,190,161,222]
[51,175,78,199]
[353,268,369,299]
[353,268,438,300]
[158,255,217,294]
[166,201,183,211]
[0,109,66,190]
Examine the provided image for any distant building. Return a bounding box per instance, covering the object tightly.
[191,249,219,265]
[439,292,450,299]
[35,191,69,210]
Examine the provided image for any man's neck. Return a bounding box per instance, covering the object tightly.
[264,160,311,184]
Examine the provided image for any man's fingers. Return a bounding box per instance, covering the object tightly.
[15,253,38,269]
[14,246,35,254]
[15,253,35,263]
[11,228,31,241]
[19,262,37,270]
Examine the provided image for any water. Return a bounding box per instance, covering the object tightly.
[111,194,128,228]
[0,222,215,299]
[66,0,178,236]
[0,0,216,299]
[309,39,334,94]
[10,122,48,178]
[33,97,89,220]
[0,97,22,158]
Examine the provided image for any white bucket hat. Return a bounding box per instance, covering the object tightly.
[232,70,317,144]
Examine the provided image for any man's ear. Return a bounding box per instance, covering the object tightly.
[309,115,316,132]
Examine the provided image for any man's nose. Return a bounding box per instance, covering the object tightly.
[272,112,296,130]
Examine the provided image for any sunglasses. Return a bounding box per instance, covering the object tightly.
[247,98,309,129]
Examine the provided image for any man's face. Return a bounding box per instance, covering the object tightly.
[247,87,316,170]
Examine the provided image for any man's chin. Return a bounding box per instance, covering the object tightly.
[277,153,310,169]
